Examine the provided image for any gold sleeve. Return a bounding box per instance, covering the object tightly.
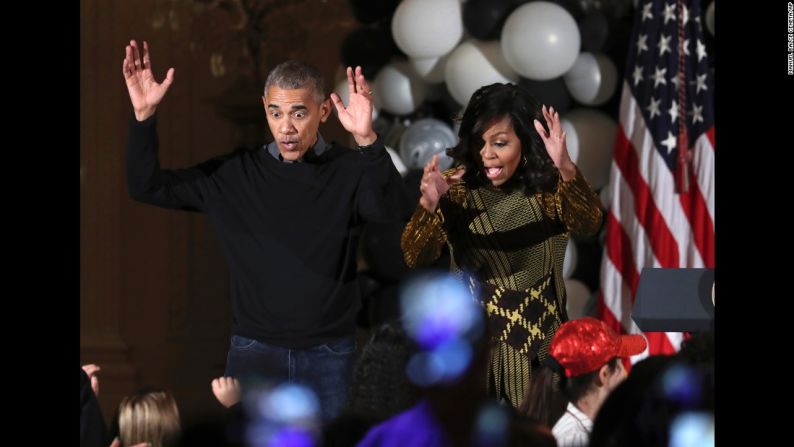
[401,167,465,268]
[542,166,603,236]
[400,204,447,268]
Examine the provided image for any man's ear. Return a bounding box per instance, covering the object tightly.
[596,364,610,387]
[320,98,332,123]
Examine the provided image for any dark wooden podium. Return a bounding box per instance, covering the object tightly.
[632,268,715,332]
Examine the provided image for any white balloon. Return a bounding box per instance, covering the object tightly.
[374,61,428,116]
[410,55,449,84]
[392,0,463,59]
[563,52,618,106]
[563,239,578,279]
[398,118,458,170]
[501,2,581,80]
[334,79,380,121]
[563,278,591,320]
[562,109,617,190]
[444,39,518,107]
[705,2,715,36]
[385,146,408,177]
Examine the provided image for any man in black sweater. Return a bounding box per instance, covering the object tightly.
[122,39,409,421]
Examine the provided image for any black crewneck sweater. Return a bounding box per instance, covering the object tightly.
[126,114,409,348]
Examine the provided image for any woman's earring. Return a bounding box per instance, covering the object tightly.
[522,155,528,168]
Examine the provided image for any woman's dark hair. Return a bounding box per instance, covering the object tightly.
[562,357,621,402]
[519,357,621,427]
[447,83,559,194]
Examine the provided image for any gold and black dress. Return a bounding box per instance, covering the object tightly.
[401,167,602,407]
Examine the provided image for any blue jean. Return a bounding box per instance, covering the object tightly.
[224,334,356,422]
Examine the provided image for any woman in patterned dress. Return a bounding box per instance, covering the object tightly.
[401,83,603,408]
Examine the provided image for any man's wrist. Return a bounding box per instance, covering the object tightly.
[134,107,156,122]
[353,131,377,147]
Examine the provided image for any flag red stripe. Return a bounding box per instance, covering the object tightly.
[643,332,677,355]
[604,211,641,297]
[613,131,680,268]
[678,174,715,267]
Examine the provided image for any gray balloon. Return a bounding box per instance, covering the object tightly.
[398,118,458,170]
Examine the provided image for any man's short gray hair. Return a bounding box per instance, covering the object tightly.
[264,60,326,104]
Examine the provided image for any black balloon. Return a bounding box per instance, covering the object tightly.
[552,0,634,21]
[463,0,518,40]
[348,0,401,24]
[601,14,632,71]
[578,0,633,20]
[340,25,398,80]
[579,12,609,52]
[551,0,586,21]
[518,77,573,115]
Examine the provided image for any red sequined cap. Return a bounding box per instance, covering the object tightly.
[550,317,647,377]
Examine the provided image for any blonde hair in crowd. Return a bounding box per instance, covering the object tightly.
[118,388,181,447]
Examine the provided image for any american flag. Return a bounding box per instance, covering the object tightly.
[596,0,715,359]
